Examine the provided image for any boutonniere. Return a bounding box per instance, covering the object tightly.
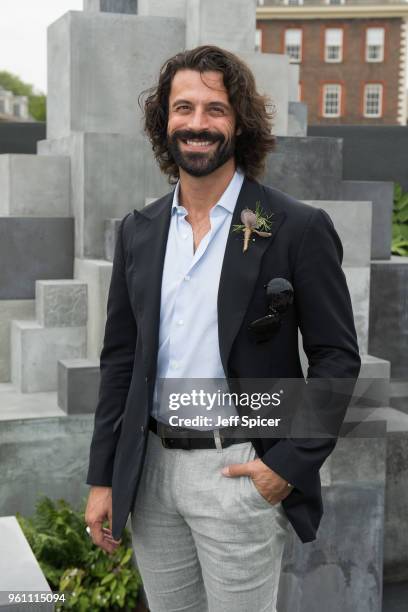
[232,201,274,253]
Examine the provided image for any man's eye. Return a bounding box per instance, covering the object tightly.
[176,105,190,111]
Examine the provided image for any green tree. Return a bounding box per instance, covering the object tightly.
[0,70,46,122]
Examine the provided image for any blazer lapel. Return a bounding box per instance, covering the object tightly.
[217,177,286,375]
[132,193,173,380]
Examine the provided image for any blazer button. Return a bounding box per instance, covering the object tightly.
[145,376,149,383]
[141,425,145,433]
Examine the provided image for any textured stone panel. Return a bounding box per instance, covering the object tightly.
[36,280,87,328]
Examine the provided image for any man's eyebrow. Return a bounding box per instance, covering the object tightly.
[171,99,231,109]
[171,99,192,108]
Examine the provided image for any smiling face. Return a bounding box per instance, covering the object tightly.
[167,69,239,178]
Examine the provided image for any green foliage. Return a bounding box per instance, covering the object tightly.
[16,497,141,611]
[392,183,408,257]
[0,70,46,122]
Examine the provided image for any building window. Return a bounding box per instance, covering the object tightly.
[323,84,342,117]
[255,29,262,52]
[364,83,383,117]
[325,28,343,62]
[285,29,302,63]
[366,27,384,62]
[326,0,345,5]
[285,0,304,5]
[13,103,21,118]
[0,100,5,114]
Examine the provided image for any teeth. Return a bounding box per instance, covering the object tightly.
[185,140,212,147]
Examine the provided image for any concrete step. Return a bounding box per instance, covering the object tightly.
[10,280,88,393]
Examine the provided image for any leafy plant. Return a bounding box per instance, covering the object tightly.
[16,497,142,611]
[0,70,46,122]
[392,183,408,256]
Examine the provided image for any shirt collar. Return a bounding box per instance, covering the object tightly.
[171,168,245,216]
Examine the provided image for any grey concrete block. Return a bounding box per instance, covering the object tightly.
[38,133,168,258]
[343,267,370,354]
[0,415,94,519]
[340,180,393,260]
[264,137,343,200]
[0,516,53,610]
[186,0,256,54]
[288,102,307,137]
[74,258,112,359]
[288,63,300,102]
[47,11,185,139]
[0,218,74,299]
[137,0,186,18]
[278,484,384,612]
[35,280,87,328]
[0,301,35,383]
[58,359,100,414]
[11,321,86,393]
[384,430,408,582]
[330,430,387,485]
[301,201,372,267]
[104,218,120,261]
[390,379,408,414]
[84,0,137,12]
[239,52,290,136]
[0,154,70,217]
[369,257,408,379]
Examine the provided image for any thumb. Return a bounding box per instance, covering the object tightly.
[221,461,253,478]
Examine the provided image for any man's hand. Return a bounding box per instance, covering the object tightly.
[85,486,122,555]
[221,459,293,505]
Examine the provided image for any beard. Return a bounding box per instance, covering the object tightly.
[167,129,236,177]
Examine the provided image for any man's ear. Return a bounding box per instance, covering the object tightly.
[236,126,242,136]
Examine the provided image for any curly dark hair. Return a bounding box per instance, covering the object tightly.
[139,45,277,184]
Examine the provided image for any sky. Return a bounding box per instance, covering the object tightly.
[0,0,83,93]
[0,0,407,94]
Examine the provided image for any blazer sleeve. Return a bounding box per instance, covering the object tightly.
[86,212,137,487]
[261,207,361,492]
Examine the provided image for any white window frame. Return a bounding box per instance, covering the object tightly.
[255,29,262,53]
[363,83,383,118]
[284,0,304,6]
[322,84,342,118]
[284,29,302,63]
[365,27,384,63]
[325,0,345,5]
[324,28,343,63]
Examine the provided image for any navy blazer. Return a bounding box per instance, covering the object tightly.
[86,176,361,543]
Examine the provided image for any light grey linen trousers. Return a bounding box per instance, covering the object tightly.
[130,429,290,612]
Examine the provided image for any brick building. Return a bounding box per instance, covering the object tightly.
[256,0,408,125]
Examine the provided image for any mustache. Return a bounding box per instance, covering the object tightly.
[168,129,225,144]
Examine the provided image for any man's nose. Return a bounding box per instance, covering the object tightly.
[187,108,209,131]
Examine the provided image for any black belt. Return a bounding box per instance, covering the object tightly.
[149,416,248,450]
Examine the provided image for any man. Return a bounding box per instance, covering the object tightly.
[85,45,361,611]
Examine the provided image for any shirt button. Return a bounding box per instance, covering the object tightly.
[184,275,191,281]
[182,234,188,239]
[177,319,184,326]
[172,361,179,369]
